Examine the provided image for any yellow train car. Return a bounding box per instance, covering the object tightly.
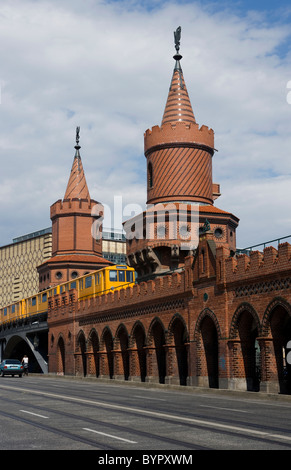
[23,291,50,319]
[78,265,135,300]
[0,300,22,325]
[0,265,136,326]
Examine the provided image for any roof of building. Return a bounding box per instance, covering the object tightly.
[63,129,90,201]
[161,31,196,126]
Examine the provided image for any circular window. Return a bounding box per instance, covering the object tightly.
[214,227,223,239]
[71,271,78,279]
[179,224,190,240]
[156,225,166,238]
[55,271,63,280]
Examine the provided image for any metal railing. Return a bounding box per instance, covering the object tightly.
[236,235,291,255]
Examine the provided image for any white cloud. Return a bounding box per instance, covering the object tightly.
[0,0,290,250]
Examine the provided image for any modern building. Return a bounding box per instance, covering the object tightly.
[0,228,52,308]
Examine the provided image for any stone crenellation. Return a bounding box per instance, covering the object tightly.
[144,122,214,153]
[218,243,291,285]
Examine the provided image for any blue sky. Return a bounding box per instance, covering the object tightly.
[0,0,290,249]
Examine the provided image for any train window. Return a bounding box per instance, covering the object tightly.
[4,308,7,316]
[109,270,118,282]
[32,297,36,306]
[42,293,47,302]
[118,270,125,282]
[54,288,57,295]
[85,276,92,288]
[70,281,76,289]
[11,304,15,313]
[126,271,133,283]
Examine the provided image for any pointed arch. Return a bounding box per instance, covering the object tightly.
[229,302,261,339]
[147,317,166,384]
[194,308,220,389]
[87,328,100,377]
[100,326,114,379]
[262,297,291,336]
[76,330,87,376]
[261,297,291,394]
[194,308,221,341]
[57,335,65,375]
[229,303,261,392]
[130,321,147,382]
[168,313,189,385]
[115,323,129,380]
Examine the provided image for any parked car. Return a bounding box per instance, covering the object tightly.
[0,359,24,377]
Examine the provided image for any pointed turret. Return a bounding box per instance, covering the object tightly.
[64,127,90,200]
[37,127,112,290]
[161,29,196,126]
[144,27,215,206]
[125,27,239,281]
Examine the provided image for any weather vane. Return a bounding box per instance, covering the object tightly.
[174,26,181,54]
[76,126,80,145]
[172,26,183,87]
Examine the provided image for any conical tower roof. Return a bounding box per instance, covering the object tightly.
[161,27,196,126]
[64,127,90,200]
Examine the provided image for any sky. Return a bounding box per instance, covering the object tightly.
[0,0,291,250]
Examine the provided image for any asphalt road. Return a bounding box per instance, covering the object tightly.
[0,375,291,455]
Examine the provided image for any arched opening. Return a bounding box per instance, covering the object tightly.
[102,328,114,379]
[4,336,37,372]
[200,316,219,388]
[132,322,147,382]
[236,310,260,391]
[269,304,291,394]
[57,336,65,375]
[88,330,100,377]
[77,331,87,377]
[151,320,166,384]
[116,325,129,380]
[170,316,188,385]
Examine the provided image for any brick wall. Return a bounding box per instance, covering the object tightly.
[47,236,291,394]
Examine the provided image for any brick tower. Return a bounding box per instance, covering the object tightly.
[38,127,111,290]
[125,27,239,279]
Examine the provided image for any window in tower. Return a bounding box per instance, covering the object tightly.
[214,227,223,239]
[148,162,153,188]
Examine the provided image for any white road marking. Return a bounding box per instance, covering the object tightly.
[0,384,289,444]
[200,404,249,413]
[133,395,166,401]
[20,410,49,419]
[83,428,137,443]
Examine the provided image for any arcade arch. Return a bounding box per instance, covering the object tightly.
[194,309,220,389]
[229,303,261,391]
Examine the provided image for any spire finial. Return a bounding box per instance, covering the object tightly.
[75,126,80,146]
[74,126,81,157]
[173,26,182,62]
[174,26,181,54]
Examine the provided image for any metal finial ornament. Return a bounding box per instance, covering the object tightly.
[173,26,182,63]
[74,126,81,161]
[76,126,80,146]
[174,26,181,54]
[172,26,184,88]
